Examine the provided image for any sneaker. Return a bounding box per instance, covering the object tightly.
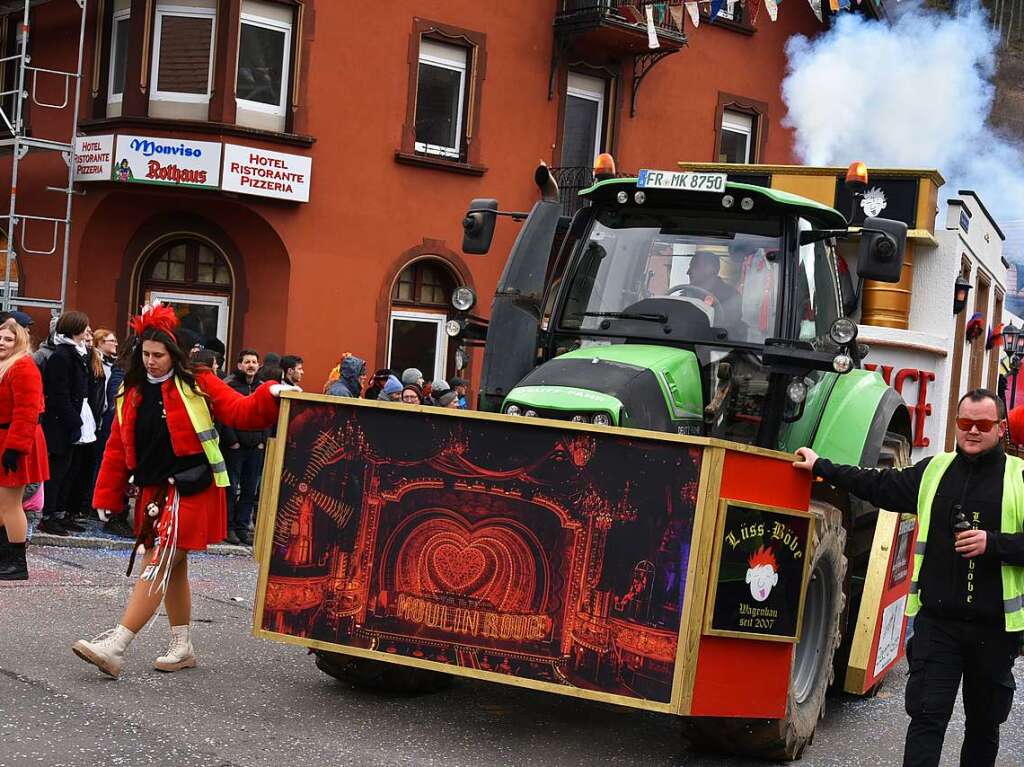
[154,625,197,672]
[103,516,136,539]
[37,519,70,537]
[223,530,241,545]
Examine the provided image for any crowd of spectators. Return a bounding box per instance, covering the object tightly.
[1,309,472,548]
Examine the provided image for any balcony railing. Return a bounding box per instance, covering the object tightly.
[555,1,686,41]
[551,166,595,219]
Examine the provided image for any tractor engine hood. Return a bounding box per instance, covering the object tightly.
[503,345,704,435]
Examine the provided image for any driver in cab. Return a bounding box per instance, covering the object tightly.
[688,249,742,329]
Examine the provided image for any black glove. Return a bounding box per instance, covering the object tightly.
[2,448,21,474]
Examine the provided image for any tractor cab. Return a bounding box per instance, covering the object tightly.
[464,158,907,450]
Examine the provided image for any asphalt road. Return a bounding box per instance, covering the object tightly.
[2,545,1023,767]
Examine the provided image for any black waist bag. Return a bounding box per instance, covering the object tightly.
[172,463,213,496]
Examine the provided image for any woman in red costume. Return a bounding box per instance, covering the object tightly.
[72,303,290,678]
[0,318,49,580]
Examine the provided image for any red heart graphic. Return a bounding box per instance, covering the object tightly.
[392,516,542,613]
[428,541,493,593]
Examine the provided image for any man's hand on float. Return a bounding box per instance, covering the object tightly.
[1,448,20,474]
[96,508,113,523]
[269,383,301,398]
[955,529,987,558]
[792,447,818,472]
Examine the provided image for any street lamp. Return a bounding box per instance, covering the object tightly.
[953,274,973,315]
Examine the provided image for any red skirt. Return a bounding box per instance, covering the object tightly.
[134,482,227,552]
[0,424,49,487]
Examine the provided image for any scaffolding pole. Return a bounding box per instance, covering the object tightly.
[0,0,87,315]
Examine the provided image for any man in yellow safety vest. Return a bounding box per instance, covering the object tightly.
[793,388,1023,767]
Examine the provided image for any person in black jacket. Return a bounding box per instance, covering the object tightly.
[793,388,1024,767]
[221,349,267,545]
[92,328,132,538]
[38,311,100,536]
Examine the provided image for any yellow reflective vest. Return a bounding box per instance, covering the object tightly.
[908,451,1024,631]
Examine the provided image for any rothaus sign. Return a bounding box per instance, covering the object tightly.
[112,135,222,189]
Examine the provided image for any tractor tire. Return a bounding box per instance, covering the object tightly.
[314,651,454,695]
[682,500,847,761]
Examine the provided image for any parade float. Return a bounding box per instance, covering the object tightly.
[253,159,919,760]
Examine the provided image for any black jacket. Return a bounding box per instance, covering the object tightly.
[219,372,267,449]
[42,343,96,455]
[815,447,1024,625]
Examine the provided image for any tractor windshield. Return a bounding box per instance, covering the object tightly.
[558,206,783,345]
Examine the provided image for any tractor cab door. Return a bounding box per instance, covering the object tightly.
[709,218,846,447]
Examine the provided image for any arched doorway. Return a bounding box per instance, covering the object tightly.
[138,237,234,353]
[387,258,459,382]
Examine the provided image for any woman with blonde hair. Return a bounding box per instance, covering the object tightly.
[0,317,49,579]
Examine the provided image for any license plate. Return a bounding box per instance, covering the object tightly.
[636,169,727,193]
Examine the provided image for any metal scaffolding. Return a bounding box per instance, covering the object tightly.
[0,0,87,314]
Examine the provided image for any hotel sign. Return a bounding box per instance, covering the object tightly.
[221,143,312,202]
[112,135,222,189]
[73,135,114,181]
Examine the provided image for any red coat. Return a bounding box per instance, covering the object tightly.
[93,370,278,549]
[0,354,49,486]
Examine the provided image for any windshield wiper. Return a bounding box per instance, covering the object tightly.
[582,311,668,323]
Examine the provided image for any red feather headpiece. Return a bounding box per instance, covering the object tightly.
[129,300,179,340]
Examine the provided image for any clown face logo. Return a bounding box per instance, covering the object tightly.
[860,187,888,218]
[745,545,779,602]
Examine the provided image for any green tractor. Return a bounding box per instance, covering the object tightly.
[452,160,913,758]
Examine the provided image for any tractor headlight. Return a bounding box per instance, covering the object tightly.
[787,379,808,404]
[445,319,463,337]
[829,318,858,346]
[592,413,612,426]
[832,353,854,374]
[505,404,521,416]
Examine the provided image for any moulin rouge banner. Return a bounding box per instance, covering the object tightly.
[256,399,702,705]
[112,134,221,189]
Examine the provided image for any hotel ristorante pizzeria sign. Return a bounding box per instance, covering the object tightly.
[705,501,814,642]
[78,134,312,202]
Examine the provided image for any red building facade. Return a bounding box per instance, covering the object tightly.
[10,0,852,386]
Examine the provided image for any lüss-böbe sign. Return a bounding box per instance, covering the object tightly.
[706,502,814,642]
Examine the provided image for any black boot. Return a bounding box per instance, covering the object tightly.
[0,540,28,580]
[0,525,9,557]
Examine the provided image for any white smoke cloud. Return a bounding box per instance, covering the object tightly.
[782,3,1024,259]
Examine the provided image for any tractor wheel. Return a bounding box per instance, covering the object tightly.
[682,501,846,761]
[314,651,454,694]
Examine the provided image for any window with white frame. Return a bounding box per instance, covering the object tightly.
[236,8,292,115]
[414,39,468,159]
[150,3,217,102]
[719,110,755,164]
[562,72,606,168]
[108,9,131,101]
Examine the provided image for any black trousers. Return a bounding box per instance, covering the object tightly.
[903,610,1019,767]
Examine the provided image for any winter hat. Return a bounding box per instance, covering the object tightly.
[430,379,450,396]
[436,390,459,408]
[382,375,402,395]
[450,377,467,388]
[401,384,423,403]
[401,368,424,386]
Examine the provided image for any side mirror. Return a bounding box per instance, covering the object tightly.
[462,198,498,255]
[857,217,907,283]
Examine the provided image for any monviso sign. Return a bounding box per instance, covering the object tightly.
[705,501,815,642]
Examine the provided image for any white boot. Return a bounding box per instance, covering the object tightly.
[154,624,197,672]
[72,625,136,679]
